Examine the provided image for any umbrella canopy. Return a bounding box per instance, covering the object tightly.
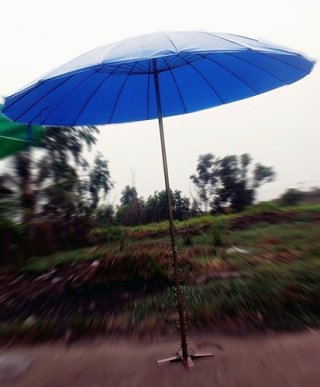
[3,31,315,125]
[0,104,44,159]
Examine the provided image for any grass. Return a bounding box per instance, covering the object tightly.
[130,258,320,331]
[229,221,320,253]
[22,245,117,273]
[123,214,237,235]
[2,202,320,340]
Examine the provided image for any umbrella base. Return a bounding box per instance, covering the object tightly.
[157,348,214,369]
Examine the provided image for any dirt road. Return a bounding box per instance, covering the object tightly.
[1,330,320,387]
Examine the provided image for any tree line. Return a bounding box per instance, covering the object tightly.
[106,153,275,226]
[0,126,277,225]
[0,125,276,257]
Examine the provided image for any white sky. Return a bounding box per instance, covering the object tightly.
[0,0,319,204]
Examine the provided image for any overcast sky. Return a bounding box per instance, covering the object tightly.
[1,0,319,204]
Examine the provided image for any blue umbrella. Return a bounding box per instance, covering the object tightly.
[3,31,315,368]
[3,32,315,126]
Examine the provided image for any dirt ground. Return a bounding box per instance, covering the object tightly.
[1,329,320,387]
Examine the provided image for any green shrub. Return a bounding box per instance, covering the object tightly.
[243,201,281,215]
[280,189,304,207]
[90,226,124,244]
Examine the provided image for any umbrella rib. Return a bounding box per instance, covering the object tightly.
[71,63,124,125]
[164,54,201,70]
[204,31,286,54]
[177,56,225,104]
[164,32,178,52]
[147,62,151,119]
[260,53,313,73]
[203,32,311,73]
[113,62,149,74]
[225,53,288,84]
[39,71,100,124]
[134,61,151,73]
[108,62,138,123]
[155,33,179,72]
[163,57,187,113]
[198,54,260,93]
[232,51,307,76]
[6,75,75,121]
[102,60,149,74]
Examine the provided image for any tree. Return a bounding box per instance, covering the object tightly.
[172,190,191,220]
[116,185,143,226]
[143,189,190,223]
[36,125,99,218]
[115,187,191,226]
[191,153,275,213]
[252,163,275,188]
[190,154,218,212]
[214,154,256,212]
[0,125,107,257]
[116,199,144,226]
[120,185,138,205]
[116,192,142,226]
[0,173,20,221]
[0,153,34,223]
[88,152,113,210]
[143,192,162,223]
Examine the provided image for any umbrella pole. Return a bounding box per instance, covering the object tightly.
[153,59,189,366]
[153,59,214,369]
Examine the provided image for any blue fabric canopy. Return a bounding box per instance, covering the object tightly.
[3,31,315,126]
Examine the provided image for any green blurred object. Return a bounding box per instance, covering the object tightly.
[0,104,44,159]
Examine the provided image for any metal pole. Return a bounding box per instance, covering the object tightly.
[152,59,189,364]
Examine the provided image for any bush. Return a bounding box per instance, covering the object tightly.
[211,224,225,248]
[90,226,124,244]
[243,201,281,215]
[280,189,304,207]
